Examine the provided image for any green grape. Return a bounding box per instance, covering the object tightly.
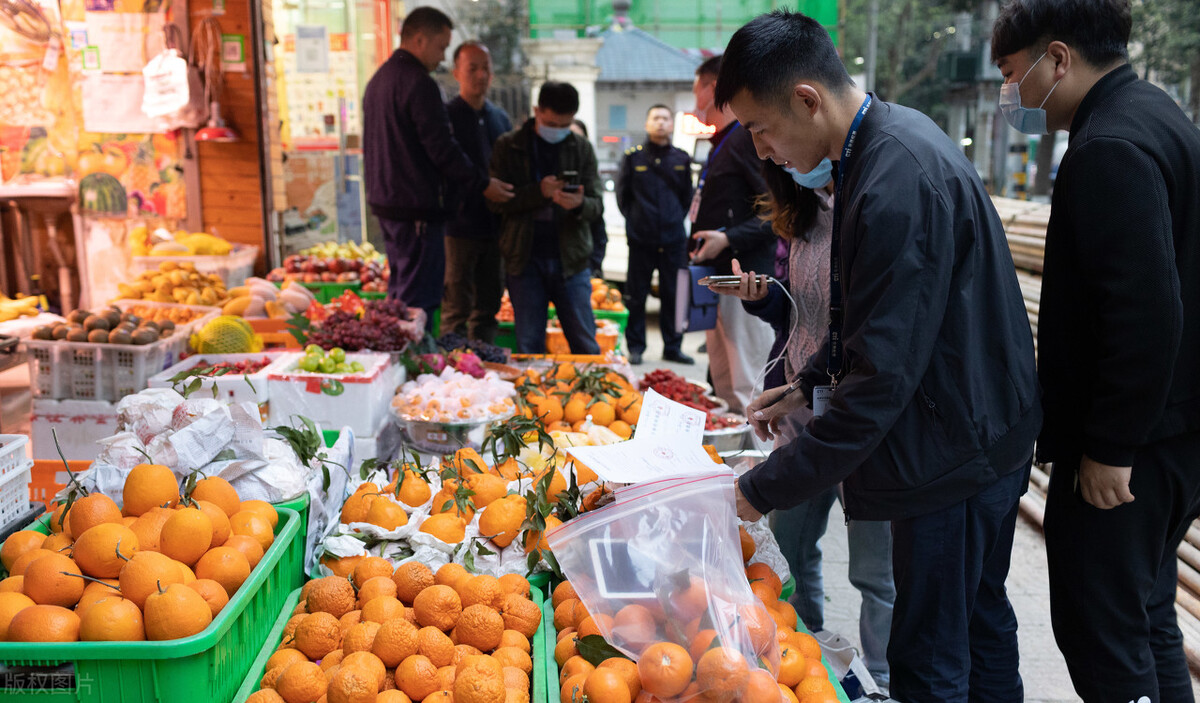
[305,343,323,355]
[299,356,320,372]
[334,362,350,374]
[329,347,346,363]
[350,361,365,373]
[319,357,337,374]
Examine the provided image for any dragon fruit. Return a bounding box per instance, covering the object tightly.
[448,350,486,378]
[418,353,447,375]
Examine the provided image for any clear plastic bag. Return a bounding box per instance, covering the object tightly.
[547,470,781,702]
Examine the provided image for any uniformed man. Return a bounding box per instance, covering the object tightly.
[616,104,694,365]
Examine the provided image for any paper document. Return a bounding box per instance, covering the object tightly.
[565,389,719,484]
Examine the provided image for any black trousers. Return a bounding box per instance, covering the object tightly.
[380,218,444,328]
[624,240,686,356]
[1045,431,1200,703]
[441,235,502,343]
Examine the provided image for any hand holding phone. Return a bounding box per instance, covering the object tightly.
[701,260,770,302]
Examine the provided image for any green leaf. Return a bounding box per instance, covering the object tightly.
[575,635,630,665]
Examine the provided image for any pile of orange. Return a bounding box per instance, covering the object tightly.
[590,280,626,312]
[0,464,277,643]
[516,364,640,438]
[553,560,840,703]
[247,561,542,703]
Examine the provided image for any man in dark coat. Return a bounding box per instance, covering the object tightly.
[717,11,1042,702]
[993,2,1200,700]
[616,104,694,365]
[442,42,512,343]
[363,7,512,324]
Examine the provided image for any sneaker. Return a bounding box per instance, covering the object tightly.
[663,350,695,365]
[628,352,643,365]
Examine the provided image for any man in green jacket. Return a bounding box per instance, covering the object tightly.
[488,82,603,354]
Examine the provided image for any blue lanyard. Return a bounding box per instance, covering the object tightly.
[825,94,872,385]
[698,121,739,188]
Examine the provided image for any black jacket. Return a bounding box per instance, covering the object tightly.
[691,123,776,275]
[1037,64,1200,466]
[445,97,512,239]
[616,139,692,247]
[363,50,487,222]
[739,98,1042,521]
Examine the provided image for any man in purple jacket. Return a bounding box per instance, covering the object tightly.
[363,7,513,325]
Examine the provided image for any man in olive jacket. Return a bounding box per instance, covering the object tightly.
[488,82,603,354]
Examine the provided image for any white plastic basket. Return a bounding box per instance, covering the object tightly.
[130,244,260,287]
[0,448,32,529]
[23,302,218,401]
[0,435,30,480]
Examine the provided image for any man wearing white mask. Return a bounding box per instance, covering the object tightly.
[488,82,603,354]
[993,2,1200,701]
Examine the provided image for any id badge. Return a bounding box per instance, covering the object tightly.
[687,189,702,223]
[812,385,834,417]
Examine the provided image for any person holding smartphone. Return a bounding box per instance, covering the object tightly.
[488,82,603,354]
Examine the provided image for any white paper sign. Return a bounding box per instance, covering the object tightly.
[295,25,329,74]
[565,389,717,484]
[83,11,165,73]
[82,74,158,134]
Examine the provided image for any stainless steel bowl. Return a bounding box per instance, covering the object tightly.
[703,414,751,452]
[390,408,514,454]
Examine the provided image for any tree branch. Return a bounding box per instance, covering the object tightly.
[895,35,949,102]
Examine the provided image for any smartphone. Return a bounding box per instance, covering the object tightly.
[698,274,768,288]
[560,170,580,192]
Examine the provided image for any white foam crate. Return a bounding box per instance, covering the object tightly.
[267,352,393,436]
[130,244,260,287]
[0,435,30,480]
[149,351,290,414]
[23,302,219,401]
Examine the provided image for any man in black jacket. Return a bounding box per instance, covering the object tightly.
[442,41,512,343]
[717,12,1041,702]
[363,7,512,324]
[616,105,694,366]
[690,56,778,413]
[993,2,1200,700]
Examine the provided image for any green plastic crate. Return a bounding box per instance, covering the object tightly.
[780,575,795,601]
[540,588,850,703]
[0,507,302,703]
[234,575,551,703]
[272,493,310,593]
[274,280,361,304]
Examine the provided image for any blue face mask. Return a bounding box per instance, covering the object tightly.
[536,124,571,144]
[784,158,833,189]
[999,52,1061,135]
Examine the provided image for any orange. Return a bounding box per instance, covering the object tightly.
[503,665,529,692]
[0,575,24,594]
[523,515,562,554]
[72,523,140,578]
[793,677,836,698]
[666,576,707,623]
[65,493,123,539]
[586,401,616,427]
[41,532,73,554]
[122,463,179,516]
[478,495,526,548]
[770,602,798,631]
[23,552,85,607]
[466,473,510,509]
[421,513,467,544]
[457,603,504,652]
[327,665,379,703]
[560,672,588,703]
[196,500,232,547]
[739,602,778,653]
[364,498,409,531]
[338,608,362,634]
[73,580,121,619]
[431,488,476,522]
[413,584,463,632]
[454,654,506,703]
[225,534,266,569]
[738,526,756,563]
[576,613,614,640]
[551,582,577,610]
[341,485,378,525]
[275,661,329,703]
[744,564,782,600]
[553,599,579,631]
[343,620,382,654]
[597,657,641,700]
[144,582,213,640]
[1,530,48,571]
[562,397,588,426]
[799,658,827,683]
[357,576,399,608]
[554,636,579,666]
[396,654,440,702]
[352,557,395,589]
[79,596,145,641]
[776,646,806,688]
[240,499,280,528]
[459,575,503,609]
[613,604,658,651]
[129,507,174,552]
[453,643,484,666]
[0,591,35,639]
[393,562,435,605]
[188,578,230,618]
[195,546,252,596]
[688,629,719,663]
[498,574,530,599]
[617,399,641,425]
[230,510,275,551]
[295,611,343,660]
[191,476,241,518]
[246,690,286,703]
[118,550,182,608]
[557,627,576,643]
[637,642,692,698]
[500,629,530,653]
[559,655,595,685]
[48,502,68,534]
[607,421,633,439]
[499,593,541,639]
[378,691,412,703]
[7,604,80,642]
[695,647,749,703]
[392,469,433,508]
[372,617,420,668]
[361,595,405,624]
[435,563,470,590]
[307,576,358,618]
[341,650,388,691]
[779,683,800,703]
[741,669,780,703]
[790,632,822,662]
[583,667,631,703]
[160,507,214,567]
[266,647,310,673]
[417,624,456,667]
[493,646,532,674]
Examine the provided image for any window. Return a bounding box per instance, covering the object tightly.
[609,105,627,131]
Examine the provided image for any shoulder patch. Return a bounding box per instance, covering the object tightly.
[673,165,686,170]
[634,165,649,172]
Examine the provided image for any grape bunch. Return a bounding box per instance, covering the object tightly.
[436,333,509,363]
[306,299,422,352]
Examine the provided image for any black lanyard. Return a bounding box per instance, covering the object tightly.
[826,94,873,386]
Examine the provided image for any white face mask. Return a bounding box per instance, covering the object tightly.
[999,52,1062,135]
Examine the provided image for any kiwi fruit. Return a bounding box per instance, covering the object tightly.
[109,330,133,345]
[87,329,109,343]
[84,315,111,331]
[66,328,89,343]
[104,309,122,328]
[131,328,158,345]
[158,319,176,333]
[67,309,89,324]
[51,325,70,340]
[32,326,53,341]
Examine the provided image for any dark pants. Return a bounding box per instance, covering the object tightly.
[442,235,502,343]
[589,218,607,277]
[888,464,1028,703]
[380,218,444,327]
[1045,432,1200,703]
[625,240,686,356]
[507,257,599,355]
